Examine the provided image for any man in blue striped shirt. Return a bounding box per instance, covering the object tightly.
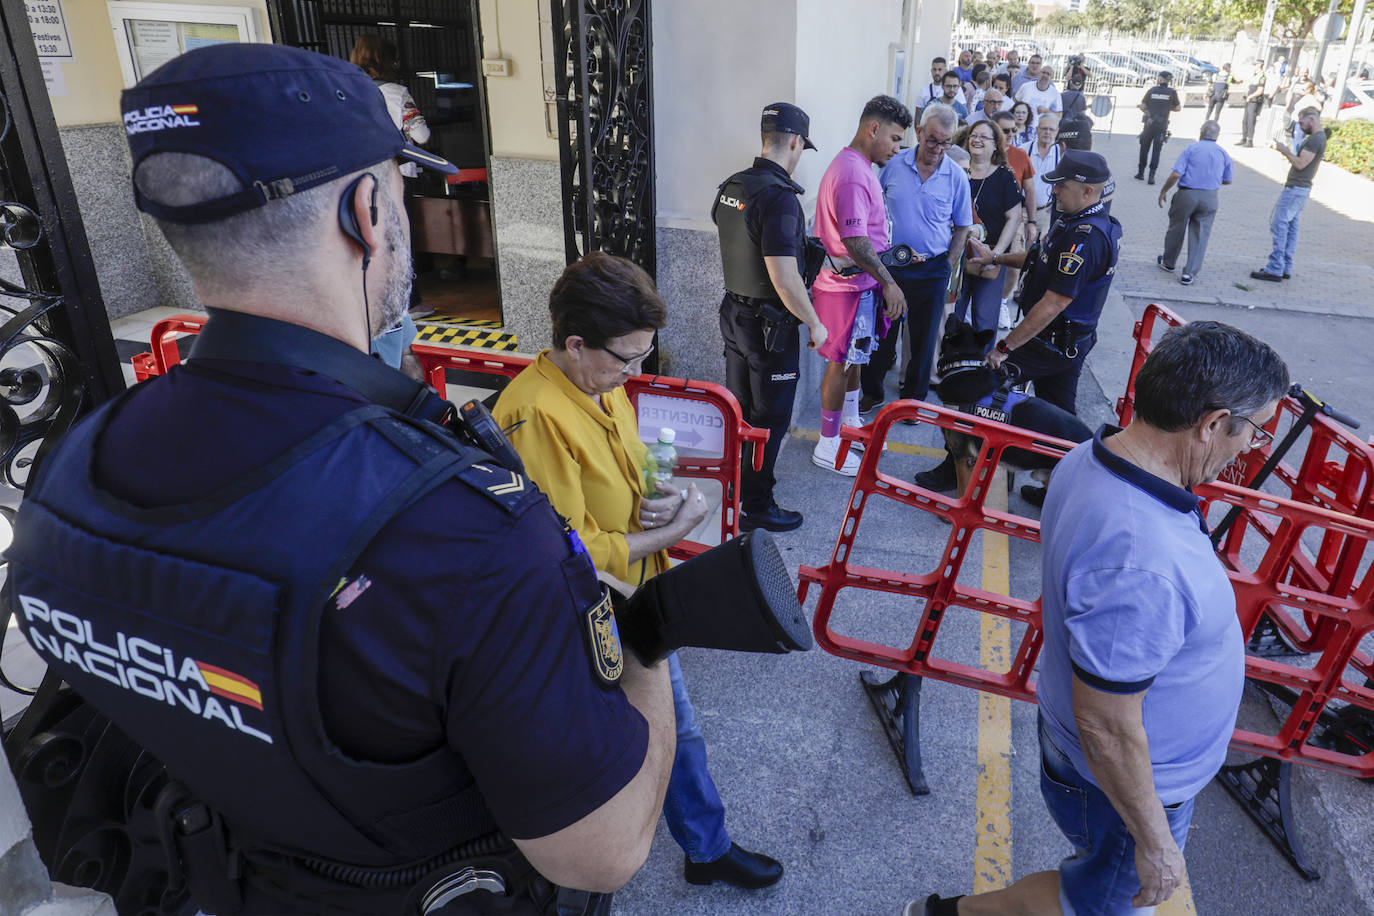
[1154,121,1233,285]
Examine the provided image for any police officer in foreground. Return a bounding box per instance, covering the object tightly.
[966,150,1122,504]
[8,44,676,915]
[712,103,829,532]
[1136,70,1181,184]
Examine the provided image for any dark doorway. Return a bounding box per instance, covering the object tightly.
[269,0,501,327]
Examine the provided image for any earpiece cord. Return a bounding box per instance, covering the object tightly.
[362,262,371,348]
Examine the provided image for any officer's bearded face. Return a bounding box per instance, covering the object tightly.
[377,186,414,333]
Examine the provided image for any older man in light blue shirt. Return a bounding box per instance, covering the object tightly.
[1155,120,1233,285]
[860,103,973,411]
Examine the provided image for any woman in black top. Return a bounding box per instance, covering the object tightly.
[955,120,1024,342]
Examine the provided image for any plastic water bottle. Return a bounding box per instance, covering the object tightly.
[644,428,678,497]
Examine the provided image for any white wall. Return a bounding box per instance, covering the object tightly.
[792,0,906,217]
[653,0,798,230]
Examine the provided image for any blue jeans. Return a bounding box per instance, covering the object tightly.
[1266,185,1310,276]
[662,652,731,862]
[1039,717,1194,916]
[860,258,953,402]
[954,265,1006,341]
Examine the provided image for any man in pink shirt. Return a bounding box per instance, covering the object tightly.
[811,95,911,475]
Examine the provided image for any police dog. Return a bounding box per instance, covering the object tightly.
[931,317,1092,498]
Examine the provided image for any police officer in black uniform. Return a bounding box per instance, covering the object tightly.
[8,44,676,916]
[1136,71,1181,184]
[966,150,1122,503]
[712,103,829,532]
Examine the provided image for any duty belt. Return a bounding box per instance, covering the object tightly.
[725,291,782,310]
[1035,319,1094,359]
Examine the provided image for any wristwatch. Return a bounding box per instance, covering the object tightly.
[995,339,1012,355]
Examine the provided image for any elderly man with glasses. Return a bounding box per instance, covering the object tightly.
[859,103,973,415]
[914,321,1289,916]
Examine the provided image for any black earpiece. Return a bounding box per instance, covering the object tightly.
[338,173,378,270]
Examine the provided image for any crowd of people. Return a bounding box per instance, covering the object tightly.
[2,33,1322,916]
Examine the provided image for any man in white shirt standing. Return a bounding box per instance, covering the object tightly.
[1019,112,1063,236]
[1015,65,1062,129]
[913,56,948,122]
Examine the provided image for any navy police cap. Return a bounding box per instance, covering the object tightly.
[121,43,457,225]
[761,102,817,150]
[1043,149,1112,185]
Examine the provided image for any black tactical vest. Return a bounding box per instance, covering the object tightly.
[712,163,805,301]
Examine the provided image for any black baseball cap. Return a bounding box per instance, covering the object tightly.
[1159,70,1173,81]
[1043,150,1112,185]
[121,43,457,225]
[761,102,816,150]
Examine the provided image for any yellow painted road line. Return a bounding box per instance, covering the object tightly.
[789,426,945,459]
[1158,869,1197,915]
[974,471,1014,893]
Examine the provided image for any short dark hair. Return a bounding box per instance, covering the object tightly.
[761,130,794,152]
[1134,321,1290,433]
[549,251,667,350]
[932,56,947,66]
[991,110,1016,126]
[942,71,963,85]
[860,94,913,130]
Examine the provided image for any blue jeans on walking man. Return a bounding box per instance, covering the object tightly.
[1266,185,1310,277]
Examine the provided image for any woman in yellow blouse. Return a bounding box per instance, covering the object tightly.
[495,252,784,892]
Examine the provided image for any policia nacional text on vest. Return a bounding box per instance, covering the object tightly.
[5,311,570,915]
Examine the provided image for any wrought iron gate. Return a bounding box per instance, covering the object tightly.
[549,0,657,277]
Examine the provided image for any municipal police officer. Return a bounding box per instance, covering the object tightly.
[971,150,1121,504]
[1136,71,1181,184]
[712,103,829,532]
[974,149,1121,416]
[8,44,674,916]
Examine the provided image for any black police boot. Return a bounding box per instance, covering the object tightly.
[914,455,957,492]
[740,503,803,533]
[1134,170,1144,181]
[684,843,783,889]
[1147,172,1156,185]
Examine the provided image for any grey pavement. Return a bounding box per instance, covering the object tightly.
[614,102,1374,914]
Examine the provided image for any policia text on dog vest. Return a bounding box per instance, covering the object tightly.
[713,160,806,301]
[7,389,567,913]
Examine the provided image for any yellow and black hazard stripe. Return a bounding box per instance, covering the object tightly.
[421,316,504,329]
[415,324,518,351]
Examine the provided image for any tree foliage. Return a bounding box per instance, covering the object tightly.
[961,0,1038,30]
[1039,9,1092,30]
[1222,0,1355,39]
[1084,0,1161,34]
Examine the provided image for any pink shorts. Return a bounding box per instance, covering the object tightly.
[813,287,890,364]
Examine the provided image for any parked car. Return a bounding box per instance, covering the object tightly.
[1337,81,1374,120]
[1086,50,1154,85]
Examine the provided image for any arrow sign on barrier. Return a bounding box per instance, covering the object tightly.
[636,392,726,455]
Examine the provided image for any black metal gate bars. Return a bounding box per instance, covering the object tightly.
[549,0,657,277]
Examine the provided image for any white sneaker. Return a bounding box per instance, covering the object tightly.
[812,437,862,476]
[998,299,1014,330]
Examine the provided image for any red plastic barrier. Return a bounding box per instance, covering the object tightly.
[129,320,766,556]
[410,342,767,555]
[799,400,1068,704]
[800,400,1374,778]
[1117,304,1374,656]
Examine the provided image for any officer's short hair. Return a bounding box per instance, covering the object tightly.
[860,95,913,130]
[761,130,795,153]
[1134,321,1289,434]
[135,152,355,294]
[549,251,667,350]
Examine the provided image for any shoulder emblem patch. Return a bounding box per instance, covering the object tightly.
[584,588,624,685]
[1058,245,1085,276]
